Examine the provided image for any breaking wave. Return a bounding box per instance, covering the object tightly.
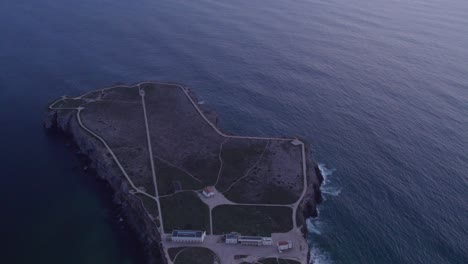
[306,218,322,235]
[307,163,339,264]
[310,246,334,264]
[318,163,341,197]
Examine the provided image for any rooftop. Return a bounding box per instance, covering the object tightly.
[172,230,205,238]
[226,232,240,239]
[204,186,215,193]
[291,139,302,146]
[238,236,264,241]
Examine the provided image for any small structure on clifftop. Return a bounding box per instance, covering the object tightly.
[291,139,302,146]
[277,240,293,253]
[202,186,215,198]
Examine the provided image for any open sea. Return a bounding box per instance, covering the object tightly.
[1,0,467,263]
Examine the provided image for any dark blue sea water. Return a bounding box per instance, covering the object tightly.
[1,0,467,263]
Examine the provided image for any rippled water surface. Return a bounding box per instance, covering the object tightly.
[1,0,467,263]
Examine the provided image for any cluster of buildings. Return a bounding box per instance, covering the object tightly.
[225,232,293,252]
[225,232,272,246]
[169,230,293,253]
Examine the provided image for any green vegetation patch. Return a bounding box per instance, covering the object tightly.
[155,158,204,196]
[56,98,85,108]
[173,247,217,264]
[160,191,210,233]
[216,138,268,192]
[168,247,186,261]
[81,96,155,196]
[101,86,140,101]
[135,193,159,219]
[81,90,103,100]
[259,259,279,264]
[222,140,302,205]
[113,146,155,196]
[259,258,300,264]
[224,181,299,205]
[181,155,221,186]
[212,205,293,236]
[143,83,225,186]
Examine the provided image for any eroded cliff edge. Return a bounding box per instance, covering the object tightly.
[44,82,323,264]
[44,108,165,264]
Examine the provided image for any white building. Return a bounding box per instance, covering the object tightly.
[225,232,240,244]
[262,237,273,246]
[291,139,302,146]
[171,230,206,243]
[277,240,293,252]
[238,236,272,246]
[202,186,215,198]
[224,232,272,246]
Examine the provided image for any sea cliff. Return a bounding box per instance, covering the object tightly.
[44,109,166,264]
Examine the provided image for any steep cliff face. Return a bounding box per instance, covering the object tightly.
[294,141,323,264]
[44,109,165,264]
[292,139,323,223]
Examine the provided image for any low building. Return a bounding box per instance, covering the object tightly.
[202,186,215,198]
[238,236,272,246]
[262,237,273,246]
[171,230,206,243]
[225,232,240,244]
[277,240,293,252]
[291,139,302,146]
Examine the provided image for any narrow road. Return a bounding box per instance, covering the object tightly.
[139,86,165,234]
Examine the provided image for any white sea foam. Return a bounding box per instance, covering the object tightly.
[318,163,336,183]
[309,246,334,264]
[321,186,342,196]
[306,218,322,235]
[318,163,341,196]
[306,163,339,264]
[197,100,205,105]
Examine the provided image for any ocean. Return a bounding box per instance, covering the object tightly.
[0,0,467,263]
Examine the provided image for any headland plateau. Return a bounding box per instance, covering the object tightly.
[45,82,324,264]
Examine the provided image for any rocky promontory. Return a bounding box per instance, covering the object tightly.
[45,82,323,264]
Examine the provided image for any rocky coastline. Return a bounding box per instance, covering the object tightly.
[44,109,165,264]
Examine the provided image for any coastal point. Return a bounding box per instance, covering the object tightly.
[46,82,323,264]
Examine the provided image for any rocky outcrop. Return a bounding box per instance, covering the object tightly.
[295,141,324,264]
[44,109,165,264]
